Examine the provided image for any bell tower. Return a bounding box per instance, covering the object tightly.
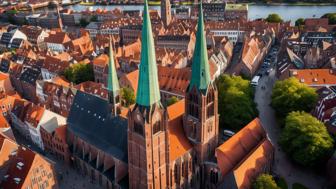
[128,1,169,188]
[183,2,219,163]
[161,0,171,27]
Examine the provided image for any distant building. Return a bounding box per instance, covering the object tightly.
[203,2,226,21]
[224,4,248,21]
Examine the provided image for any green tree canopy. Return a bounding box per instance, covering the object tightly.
[120,87,135,107]
[280,111,334,167]
[295,18,305,26]
[322,13,336,25]
[271,77,317,118]
[216,75,257,131]
[266,13,283,23]
[253,174,280,189]
[90,15,98,22]
[166,96,179,107]
[63,63,94,84]
[79,18,89,27]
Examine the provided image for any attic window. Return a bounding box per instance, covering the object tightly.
[14,178,21,184]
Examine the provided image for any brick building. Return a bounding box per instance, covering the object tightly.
[64,2,273,189]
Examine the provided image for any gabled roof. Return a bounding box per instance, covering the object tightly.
[189,3,211,92]
[216,118,266,176]
[67,91,128,162]
[167,99,192,161]
[135,0,161,107]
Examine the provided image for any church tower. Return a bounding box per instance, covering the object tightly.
[128,1,169,188]
[161,0,171,27]
[183,2,219,163]
[107,37,120,117]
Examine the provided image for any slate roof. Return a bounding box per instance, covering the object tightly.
[10,38,23,49]
[0,33,12,46]
[0,59,10,73]
[67,91,128,162]
[19,67,41,85]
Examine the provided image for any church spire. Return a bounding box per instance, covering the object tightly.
[107,36,120,96]
[135,0,161,107]
[189,2,211,92]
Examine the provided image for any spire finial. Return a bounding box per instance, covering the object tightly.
[107,35,120,95]
[189,1,211,92]
[135,0,161,106]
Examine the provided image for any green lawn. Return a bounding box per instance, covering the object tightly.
[292,183,309,189]
[276,177,288,189]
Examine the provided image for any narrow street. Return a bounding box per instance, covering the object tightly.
[254,69,327,189]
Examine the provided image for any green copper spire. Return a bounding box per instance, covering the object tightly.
[107,37,120,96]
[135,0,161,106]
[189,2,211,92]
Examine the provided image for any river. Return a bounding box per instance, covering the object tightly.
[65,3,336,24]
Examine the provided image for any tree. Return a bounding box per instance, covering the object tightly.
[280,111,334,167]
[63,63,94,84]
[271,77,317,118]
[322,13,336,25]
[6,9,18,25]
[253,174,280,189]
[90,15,98,22]
[216,75,257,131]
[120,87,135,107]
[166,96,179,106]
[79,18,89,27]
[266,13,283,23]
[295,18,305,26]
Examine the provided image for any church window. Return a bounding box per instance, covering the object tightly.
[134,122,143,136]
[153,121,161,135]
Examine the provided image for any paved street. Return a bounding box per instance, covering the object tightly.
[254,69,327,189]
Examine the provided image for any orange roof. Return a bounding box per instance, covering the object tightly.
[0,72,9,81]
[24,104,45,128]
[0,114,9,128]
[216,118,266,176]
[0,134,18,167]
[158,66,191,95]
[290,69,336,87]
[0,146,36,189]
[51,76,70,87]
[167,99,192,161]
[233,139,274,189]
[74,81,107,99]
[121,70,139,93]
[93,54,109,67]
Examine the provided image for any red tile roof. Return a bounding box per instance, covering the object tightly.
[0,146,36,189]
[290,69,336,87]
[216,118,266,176]
[167,99,192,161]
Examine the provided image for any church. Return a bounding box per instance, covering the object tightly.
[66,1,273,189]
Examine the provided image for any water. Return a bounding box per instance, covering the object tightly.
[248,5,336,22]
[65,4,336,23]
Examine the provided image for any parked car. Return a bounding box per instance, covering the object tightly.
[223,130,235,137]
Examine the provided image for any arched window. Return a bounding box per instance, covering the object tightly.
[134,122,143,136]
[153,121,161,135]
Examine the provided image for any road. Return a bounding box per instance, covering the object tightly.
[254,68,327,189]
